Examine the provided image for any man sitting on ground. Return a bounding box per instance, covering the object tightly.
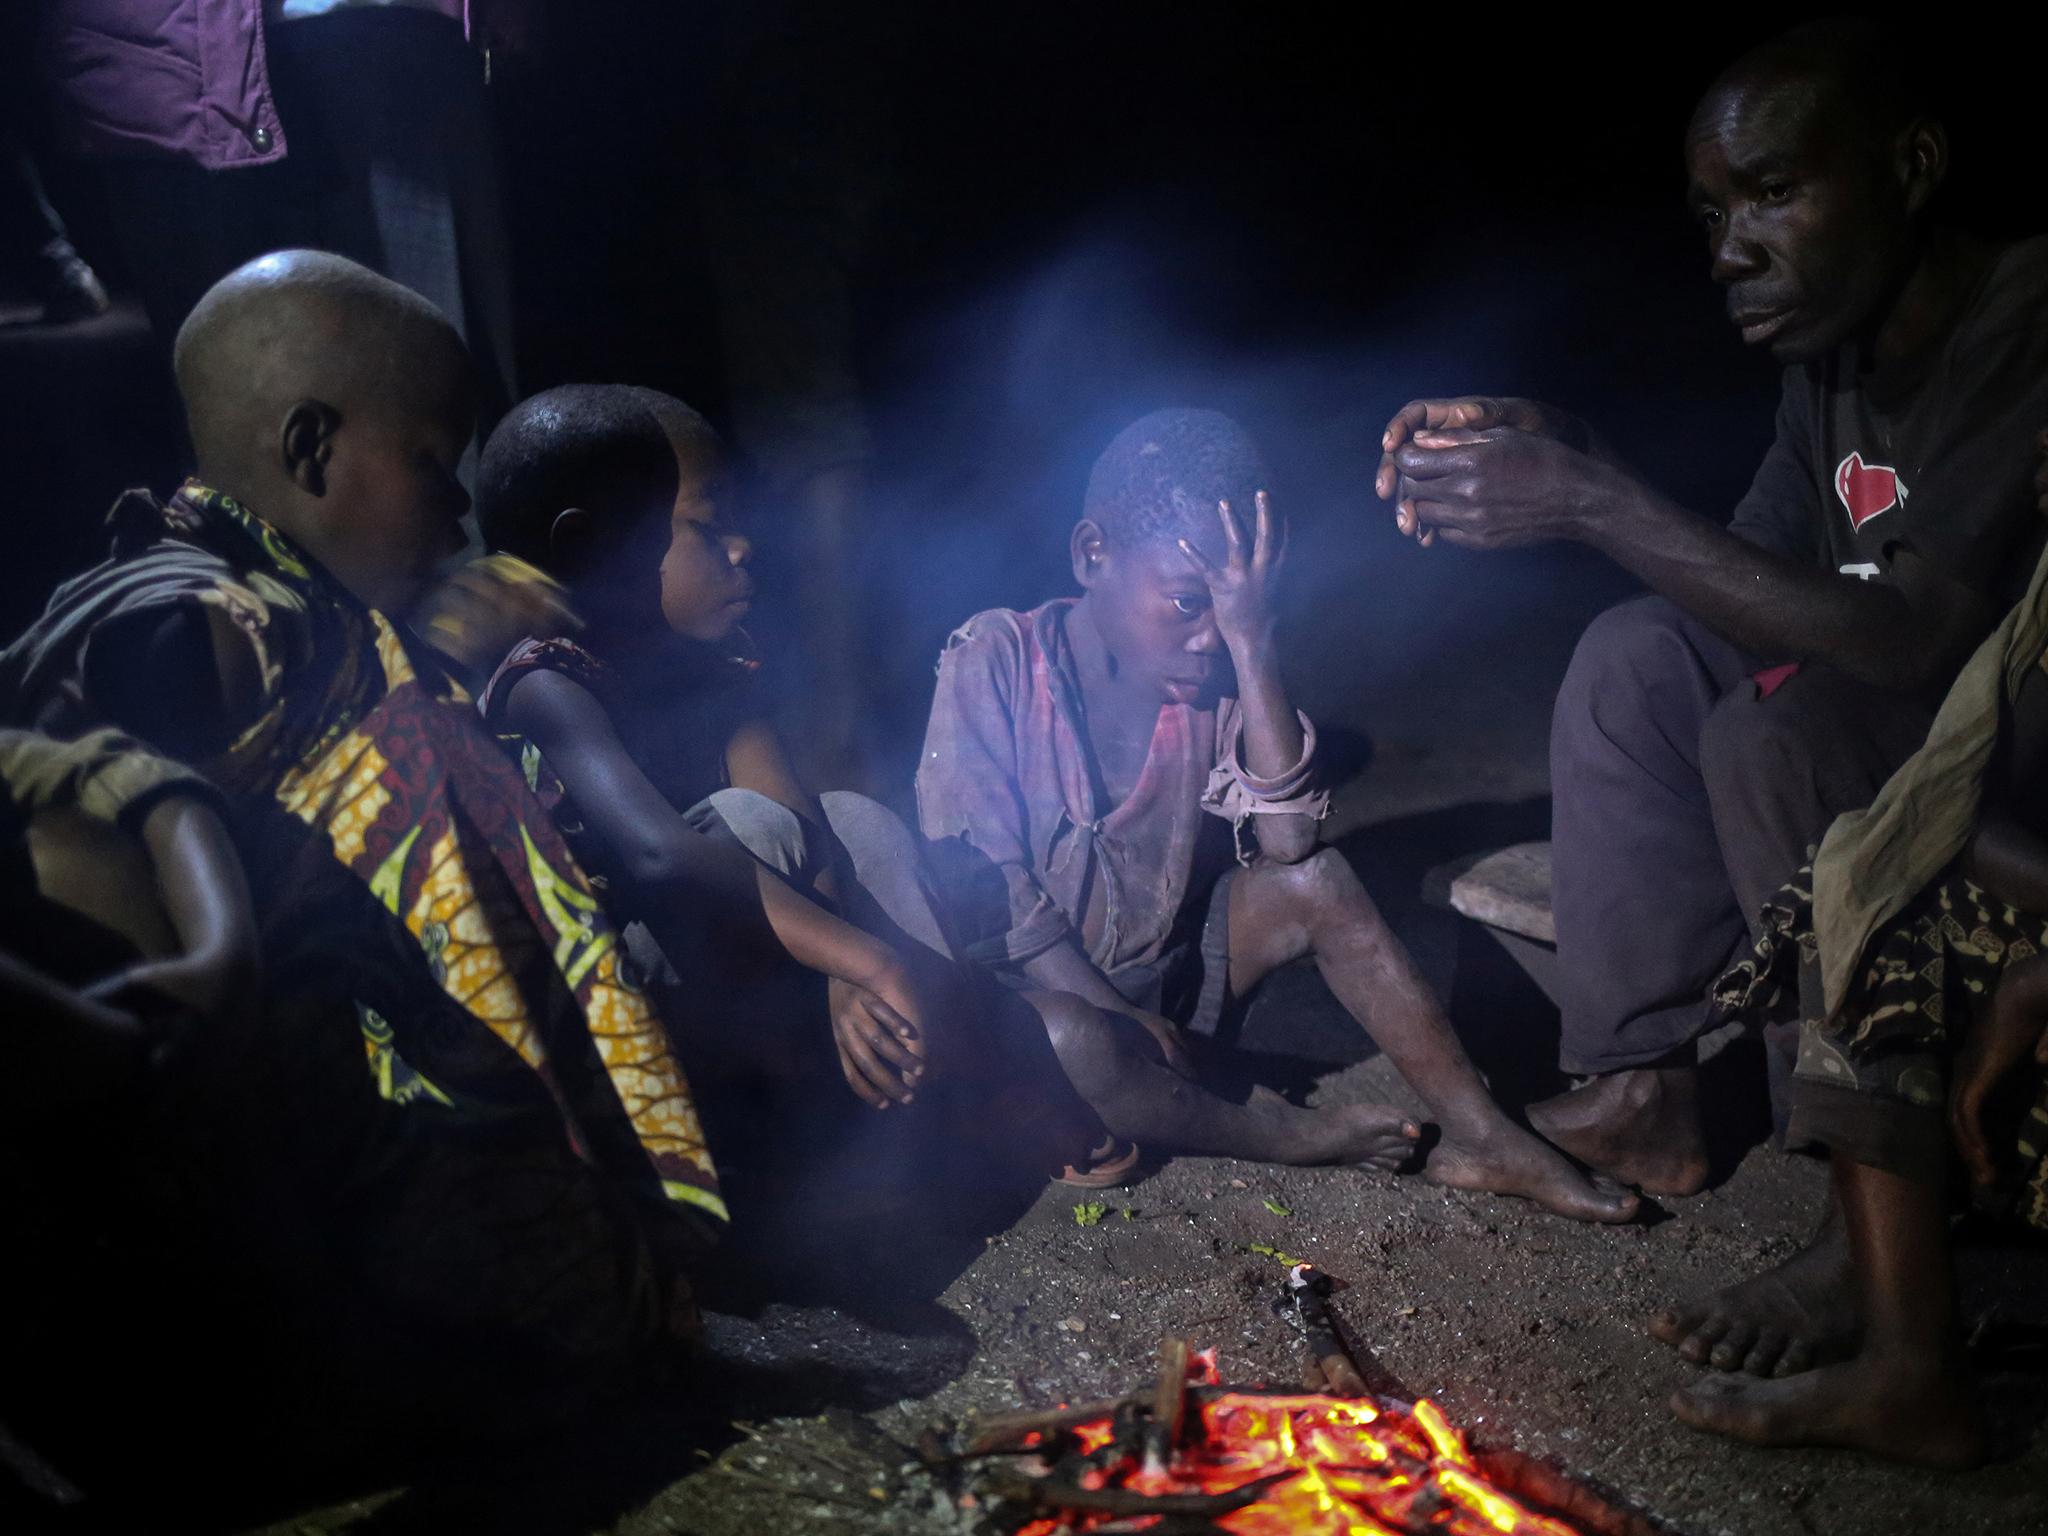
[1378,19,2048,1359]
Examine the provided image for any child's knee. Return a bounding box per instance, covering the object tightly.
[1033,991,1120,1071]
[698,787,814,879]
[1257,844,1356,910]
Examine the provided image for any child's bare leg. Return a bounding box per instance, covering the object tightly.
[1228,849,1638,1223]
[1022,989,1417,1169]
[813,796,1413,1167]
[1671,1156,1984,1467]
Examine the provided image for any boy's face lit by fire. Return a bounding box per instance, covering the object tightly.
[656,453,754,642]
[1073,520,1227,705]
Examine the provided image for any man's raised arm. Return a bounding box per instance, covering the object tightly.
[1376,398,1998,694]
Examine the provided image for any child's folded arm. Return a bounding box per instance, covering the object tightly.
[502,666,902,988]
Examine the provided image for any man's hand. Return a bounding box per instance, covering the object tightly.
[1952,955,2048,1192]
[414,553,581,679]
[1377,398,1588,544]
[1382,425,1626,552]
[1178,492,1285,656]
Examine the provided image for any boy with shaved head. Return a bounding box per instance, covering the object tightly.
[0,252,724,1398]
[920,408,1637,1221]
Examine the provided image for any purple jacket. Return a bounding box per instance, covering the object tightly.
[42,1,467,171]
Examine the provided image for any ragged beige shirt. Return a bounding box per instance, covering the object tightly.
[915,600,1327,976]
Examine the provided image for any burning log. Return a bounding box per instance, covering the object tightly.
[983,1465,1296,1519]
[961,1394,1146,1457]
[1476,1449,1666,1536]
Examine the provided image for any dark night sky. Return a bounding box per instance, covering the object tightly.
[13,5,2045,710]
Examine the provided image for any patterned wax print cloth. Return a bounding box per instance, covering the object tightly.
[0,482,726,1242]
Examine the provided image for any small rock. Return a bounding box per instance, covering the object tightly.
[1059,1317,1086,1333]
[1229,1178,1249,1189]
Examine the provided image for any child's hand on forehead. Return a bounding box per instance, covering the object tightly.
[416,553,582,676]
[1176,489,1287,654]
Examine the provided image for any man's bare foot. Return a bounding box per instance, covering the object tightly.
[1527,1066,1708,1195]
[1251,1086,1419,1171]
[1423,1122,1639,1223]
[1649,1204,1855,1376]
[1671,1348,1985,1468]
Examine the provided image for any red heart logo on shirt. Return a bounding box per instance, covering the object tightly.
[1834,451,1902,530]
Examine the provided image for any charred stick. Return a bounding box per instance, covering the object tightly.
[1285,1269,1369,1397]
[964,1393,1143,1455]
[985,1466,1298,1518]
[1475,1449,1668,1536]
[1147,1336,1192,1465]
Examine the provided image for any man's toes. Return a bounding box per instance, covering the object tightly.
[1546,1177,1639,1224]
[1773,1339,1816,1378]
[1670,1377,1759,1440]
[1678,1314,1732,1364]
[1709,1328,1761,1372]
[1708,1321,1759,1372]
[1648,1306,1703,1347]
[1741,1331,1788,1378]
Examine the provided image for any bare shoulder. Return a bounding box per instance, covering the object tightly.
[500,662,614,744]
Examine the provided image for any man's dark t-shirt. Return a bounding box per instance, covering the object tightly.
[1729,235,2048,608]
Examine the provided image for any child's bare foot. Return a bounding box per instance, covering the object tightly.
[1671,1349,1985,1468]
[1423,1122,1640,1223]
[1649,1208,1855,1375]
[1527,1066,1708,1195]
[1242,1085,1418,1170]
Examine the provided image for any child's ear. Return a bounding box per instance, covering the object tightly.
[1071,519,1109,589]
[548,507,594,568]
[279,400,340,496]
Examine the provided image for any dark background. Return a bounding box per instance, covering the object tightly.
[6,3,2044,764]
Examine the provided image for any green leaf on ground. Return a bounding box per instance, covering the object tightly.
[1240,1241,1307,1267]
[1262,1196,1293,1217]
[1073,1202,1107,1227]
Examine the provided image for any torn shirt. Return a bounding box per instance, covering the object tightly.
[915,599,1327,976]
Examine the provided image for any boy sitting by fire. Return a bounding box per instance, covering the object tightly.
[917,408,1639,1221]
[471,384,1424,1186]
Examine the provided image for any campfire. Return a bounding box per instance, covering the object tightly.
[925,1267,1658,1536]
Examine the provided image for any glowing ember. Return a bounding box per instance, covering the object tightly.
[1012,1356,1585,1536]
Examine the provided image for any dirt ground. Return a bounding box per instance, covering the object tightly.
[240,543,2048,1536]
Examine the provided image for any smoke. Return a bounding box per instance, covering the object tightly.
[835,198,1775,813]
